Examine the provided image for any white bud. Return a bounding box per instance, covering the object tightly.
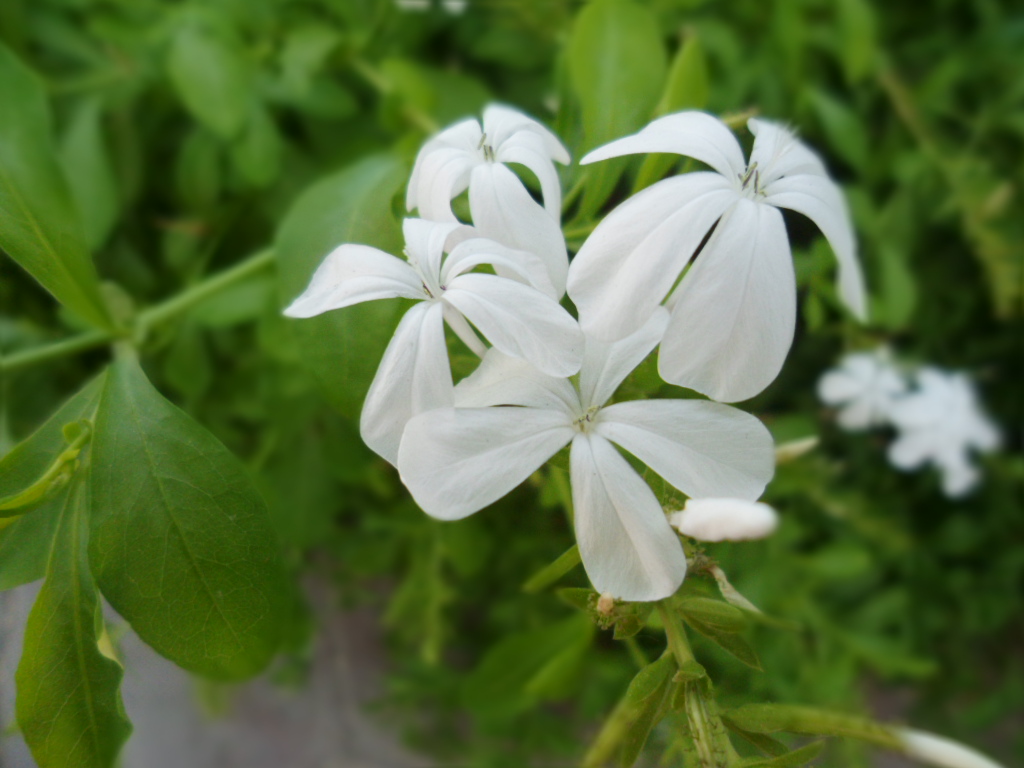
[669,498,778,542]
[899,728,1004,768]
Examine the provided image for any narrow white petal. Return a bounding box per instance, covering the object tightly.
[765,173,867,320]
[443,274,584,377]
[283,244,425,318]
[748,118,828,184]
[659,200,796,403]
[581,111,746,180]
[578,310,669,410]
[570,434,687,602]
[483,104,570,164]
[887,431,935,470]
[817,369,865,405]
[442,236,557,299]
[360,301,452,465]
[408,147,476,221]
[407,119,481,212]
[669,498,778,542]
[397,407,574,520]
[898,727,1004,768]
[496,131,564,215]
[596,400,774,500]
[454,349,579,413]
[836,398,876,431]
[567,173,736,341]
[470,163,568,296]
[403,218,471,287]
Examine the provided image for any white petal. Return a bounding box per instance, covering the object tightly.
[403,218,471,287]
[659,200,796,403]
[748,118,828,184]
[764,173,867,321]
[669,498,778,542]
[567,173,736,341]
[283,244,425,318]
[938,456,980,499]
[887,430,936,470]
[442,236,557,299]
[469,163,569,296]
[454,349,579,413]
[570,434,687,602]
[443,274,584,377]
[581,111,746,180]
[898,727,1003,768]
[579,310,669,410]
[407,146,476,221]
[817,369,864,405]
[596,400,774,500]
[407,118,481,213]
[360,301,452,465]
[483,104,569,164]
[496,131,565,216]
[836,399,876,431]
[397,407,574,520]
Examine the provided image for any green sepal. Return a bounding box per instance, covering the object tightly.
[739,741,826,767]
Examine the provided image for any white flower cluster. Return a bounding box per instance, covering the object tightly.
[287,106,865,601]
[818,348,1000,498]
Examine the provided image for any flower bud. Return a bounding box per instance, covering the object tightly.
[669,498,778,542]
[898,728,1004,768]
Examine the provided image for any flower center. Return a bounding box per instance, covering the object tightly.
[572,406,601,433]
[738,162,761,198]
[478,133,496,162]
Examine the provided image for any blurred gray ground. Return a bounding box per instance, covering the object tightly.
[0,581,427,768]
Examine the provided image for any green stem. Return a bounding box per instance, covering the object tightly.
[135,249,274,337]
[1,249,275,374]
[0,329,112,374]
[522,544,581,593]
[657,600,696,666]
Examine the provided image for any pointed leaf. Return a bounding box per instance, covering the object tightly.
[89,355,288,680]
[684,614,763,671]
[567,0,667,216]
[58,98,119,250]
[618,652,677,767]
[741,741,826,767]
[16,477,133,768]
[274,154,408,418]
[0,43,111,328]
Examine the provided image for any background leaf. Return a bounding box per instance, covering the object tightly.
[89,354,288,680]
[0,43,110,328]
[15,477,133,768]
[567,0,667,216]
[58,98,119,251]
[274,154,407,419]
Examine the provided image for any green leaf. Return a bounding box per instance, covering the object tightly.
[567,0,667,216]
[59,98,119,250]
[721,704,902,749]
[684,613,763,671]
[807,89,869,170]
[89,354,288,680]
[167,21,251,139]
[230,103,282,188]
[741,741,825,767]
[462,615,591,716]
[274,154,407,418]
[0,373,104,515]
[678,597,749,633]
[175,126,223,211]
[618,652,676,767]
[836,0,877,84]
[634,34,709,191]
[0,43,111,328]
[16,477,133,768]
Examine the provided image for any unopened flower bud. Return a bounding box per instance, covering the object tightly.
[898,728,1004,768]
[669,498,778,542]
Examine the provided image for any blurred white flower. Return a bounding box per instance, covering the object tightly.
[898,727,1004,768]
[407,104,571,295]
[397,311,775,602]
[818,348,906,430]
[887,368,1000,498]
[395,0,430,10]
[569,111,866,403]
[669,498,778,542]
[285,218,583,463]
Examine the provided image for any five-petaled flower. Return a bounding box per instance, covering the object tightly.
[818,348,907,431]
[407,104,571,296]
[396,312,775,602]
[285,218,583,464]
[569,111,867,403]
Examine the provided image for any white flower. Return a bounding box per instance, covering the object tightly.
[568,111,867,403]
[898,727,1004,768]
[407,104,571,296]
[396,311,775,602]
[887,368,999,498]
[669,498,778,542]
[284,218,584,464]
[818,348,907,430]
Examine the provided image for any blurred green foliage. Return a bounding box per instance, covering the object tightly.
[1,0,1021,766]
